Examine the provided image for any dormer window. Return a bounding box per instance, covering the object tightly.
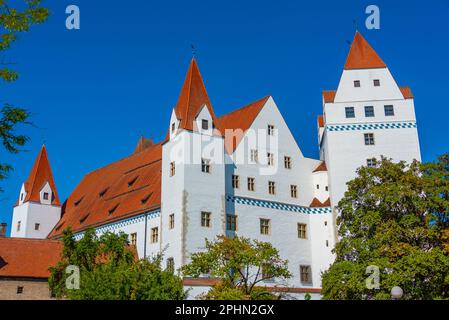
[141,192,153,204]
[108,204,119,215]
[99,188,109,198]
[128,176,138,187]
[373,79,380,87]
[201,119,209,130]
[354,80,361,88]
[43,192,49,200]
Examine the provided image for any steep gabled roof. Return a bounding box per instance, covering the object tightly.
[21,145,60,206]
[218,96,270,154]
[322,90,336,103]
[173,58,218,131]
[48,142,162,239]
[344,32,386,70]
[309,197,331,207]
[0,238,62,278]
[400,86,413,99]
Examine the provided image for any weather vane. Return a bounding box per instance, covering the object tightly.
[191,44,196,57]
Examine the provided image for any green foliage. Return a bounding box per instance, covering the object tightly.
[182,235,291,300]
[49,228,187,300]
[0,1,49,190]
[321,156,449,300]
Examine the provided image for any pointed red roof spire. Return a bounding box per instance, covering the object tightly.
[344,32,386,70]
[22,145,60,206]
[174,58,218,131]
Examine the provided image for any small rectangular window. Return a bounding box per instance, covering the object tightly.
[268,125,275,136]
[247,177,255,191]
[17,221,21,232]
[297,223,307,239]
[300,265,312,284]
[345,107,355,118]
[17,286,24,294]
[43,192,49,200]
[202,119,209,130]
[364,106,375,117]
[226,215,237,231]
[268,181,276,195]
[201,212,211,227]
[284,156,292,169]
[326,240,329,247]
[325,186,329,191]
[20,193,24,201]
[130,233,137,246]
[34,223,40,231]
[267,153,274,166]
[201,158,211,173]
[384,105,394,116]
[232,175,240,189]
[151,227,158,243]
[169,214,175,229]
[364,133,375,145]
[354,80,360,87]
[170,162,175,177]
[367,158,377,168]
[171,123,175,133]
[166,258,174,273]
[250,149,258,163]
[260,218,270,235]
[373,79,380,87]
[291,185,298,198]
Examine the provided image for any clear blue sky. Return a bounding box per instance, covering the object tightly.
[1,0,448,232]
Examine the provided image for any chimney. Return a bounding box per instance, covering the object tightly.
[0,223,6,237]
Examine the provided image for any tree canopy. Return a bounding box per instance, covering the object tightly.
[182,235,292,300]
[321,155,449,300]
[49,228,187,300]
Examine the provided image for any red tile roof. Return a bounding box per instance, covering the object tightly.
[218,96,270,154]
[309,197,331,207]
[313,161,327,172]
[20,145,60,206]
[133,137,154,154]
[48,142,162,238]
[0,238,62,278]
[317,115,324,128]
[174,58,218,132]
[322,90,336,103]
[344,32,386,70]
[400,86,413,99]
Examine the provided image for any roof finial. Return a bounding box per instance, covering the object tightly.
[353,19,358,32]
[191,44,196,58]
[40,127,47,146]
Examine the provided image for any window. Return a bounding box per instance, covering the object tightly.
[128,176,138,187]
[43,192,49,200]
[151,227,158,243]
[367,158,377,168]
[99,187,109,198]
[247,177,255,191]
[298,223,307,239]
[201,158,211,173]
[130,233,137,246]
[268,124,275,136]
[17,286,24,294]
[300,265,312,284]
[267,153,274,166]
[354,80,360,87]
[260,218,270,235]
[141,192,153,204]
[170,162,175,177]
[20,193,24,201]
[202,119,209,130]
[324,221,327,226]
[17,221,21,232]
[108,204,119,215]
[364,106,375,117]
[316,184,319,190]
[373,79,380,87]
[345,107,355,118]
[34,223,40,231]
[384,105,394,116]
[268,181,276,195]
[284,156,292,169]
[201,212,211,227]
[171,122,175,133]
[250,149,258,163]
[169,214,175,229]
[232,175,240,189]
[364,133,375,145]
[166,258,174,273]
[326,240,329,247]
[226,215,237,231]
[325,186,329,191]
[291,185,298,198]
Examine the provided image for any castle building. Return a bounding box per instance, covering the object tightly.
[7,32,421,299]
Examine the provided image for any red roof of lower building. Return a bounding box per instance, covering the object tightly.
[309,197,331,207]
[0,238,62,278]
[322,90,336,103]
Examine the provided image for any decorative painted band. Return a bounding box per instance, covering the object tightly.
[326,121,417,132]
[226,195,332,215]
[74,210,160,240]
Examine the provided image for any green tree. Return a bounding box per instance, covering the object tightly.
[321,156,449,300]
[182,235,292,300]
[49,228,187,300]
[0,1,49,190]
